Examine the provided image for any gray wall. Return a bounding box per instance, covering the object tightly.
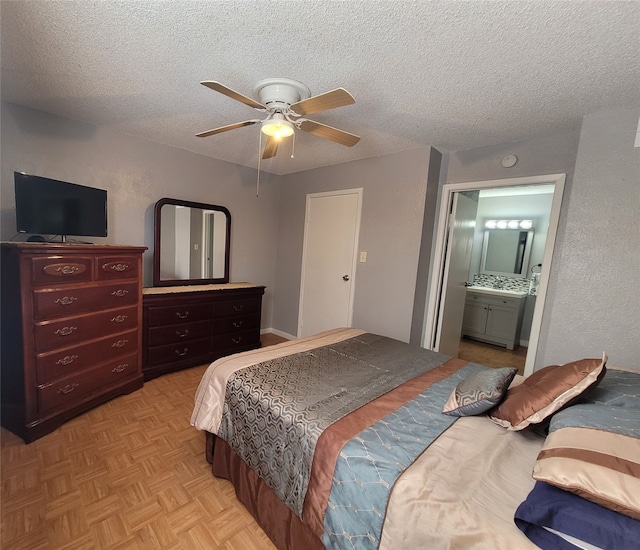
[4,102,638,370]
[446,131,581,184]
[0,102,281,328]
[446,119,640,371]
[273,148,435,342]
[536,107,640,369]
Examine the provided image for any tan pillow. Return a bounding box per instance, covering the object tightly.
[533,419,640,520]
[488,354,607,431]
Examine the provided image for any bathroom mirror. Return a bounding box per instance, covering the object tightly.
[153,198,230,286]
[480,229,533,277]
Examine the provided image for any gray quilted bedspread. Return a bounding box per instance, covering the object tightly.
[216,333,449,516]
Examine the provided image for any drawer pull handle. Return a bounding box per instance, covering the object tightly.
[112,364,128,373]
[111,314,128,323]
[232,305,244,312]
[111,289,129,297]
[176,329,190,338]
[55,326,77,337]
[232,320,243,328]
[56,355,78,366]
[57,383,79,395]
[111,339,128,348]
[107,263,129,272]
[57,265,81,276]
[176,311,190,319]
[232,336,243,345]
[175,348,188,357]
[54,296,78,306]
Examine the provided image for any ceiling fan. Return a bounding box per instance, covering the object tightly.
[196,78,360,159]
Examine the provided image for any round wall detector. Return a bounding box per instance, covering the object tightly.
[501,154,518,168]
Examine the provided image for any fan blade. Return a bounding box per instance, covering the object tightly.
[262,136,279,159]
[201,81,265,110]
[298,119,360,147]
[291,88,355,116]
[196,120,260,138]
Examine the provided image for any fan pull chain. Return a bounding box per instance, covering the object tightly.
[291,132,296,159]
[256,131,263,197]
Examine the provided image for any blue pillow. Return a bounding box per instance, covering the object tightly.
[515,481,640,550]
[442,367,517,417]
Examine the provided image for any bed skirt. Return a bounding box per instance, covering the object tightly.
[211,434,324,550]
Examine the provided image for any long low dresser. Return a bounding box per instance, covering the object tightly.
[142,283,265,380]
[1,243,146,443]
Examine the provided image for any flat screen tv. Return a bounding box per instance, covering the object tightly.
[14,172,107,241]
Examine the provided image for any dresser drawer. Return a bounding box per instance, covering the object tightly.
[213,297,261,318]
[36,329,138,383]
[147,337,211,367]
[212,329,260,352]
[35,305,138,352]
[148,320,211,346]
[37,352,138,414]
[96,257,140,280]
[33,281,139,320]
[31,256,93,284]
[212,314,260,334]
[147,302,210,326]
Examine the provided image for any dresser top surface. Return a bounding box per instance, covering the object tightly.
[1,242,147,253]
[143,283,264,295]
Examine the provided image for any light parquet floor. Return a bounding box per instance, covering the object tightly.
[0,336,288,549]
[458,337,527,375]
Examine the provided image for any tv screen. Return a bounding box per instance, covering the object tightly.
[14,172,108,239]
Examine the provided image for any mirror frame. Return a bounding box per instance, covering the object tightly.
[153,197,231,286]
[480,228,533,277]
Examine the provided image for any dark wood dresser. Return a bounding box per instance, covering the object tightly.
[1,243,146,443]
[142,284,265,380]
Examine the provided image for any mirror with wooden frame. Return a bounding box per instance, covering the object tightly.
[153,198,230,286]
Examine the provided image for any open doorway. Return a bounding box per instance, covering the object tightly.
[424,174,566,377]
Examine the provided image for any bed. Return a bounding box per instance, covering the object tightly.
[191,328,640,549]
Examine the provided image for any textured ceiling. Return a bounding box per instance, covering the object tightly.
[2,1,639,175]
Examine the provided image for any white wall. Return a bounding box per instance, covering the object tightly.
[536,107,640,369]
[272,148,435,342]
[0,102,281,328]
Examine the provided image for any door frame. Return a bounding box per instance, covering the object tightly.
[298,188,363,337]
[423,173,566,376]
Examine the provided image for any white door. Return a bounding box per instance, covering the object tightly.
[435,191,479,356]
[298,189,362,337]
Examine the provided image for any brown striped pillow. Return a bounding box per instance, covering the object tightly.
[533,426,640,520]
[488,355,607,430]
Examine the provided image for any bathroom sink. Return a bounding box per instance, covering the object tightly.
[466,286,528,298]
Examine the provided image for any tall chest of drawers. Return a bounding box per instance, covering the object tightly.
[1,243,146,442]
[142,284,265,380]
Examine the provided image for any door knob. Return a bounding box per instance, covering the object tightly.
[342,275,350,281]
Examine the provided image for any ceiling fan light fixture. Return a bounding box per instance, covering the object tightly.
[261,115,294,139]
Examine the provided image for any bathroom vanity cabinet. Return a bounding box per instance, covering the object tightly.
[462,290,526,350]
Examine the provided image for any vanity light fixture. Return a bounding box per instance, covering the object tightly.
[485,219,533,230]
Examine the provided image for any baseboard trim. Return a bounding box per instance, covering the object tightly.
[261,327,297,341]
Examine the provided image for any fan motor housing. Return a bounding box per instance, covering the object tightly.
[253,78,311,111]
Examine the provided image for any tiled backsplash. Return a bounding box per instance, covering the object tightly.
[472,273,537,295]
